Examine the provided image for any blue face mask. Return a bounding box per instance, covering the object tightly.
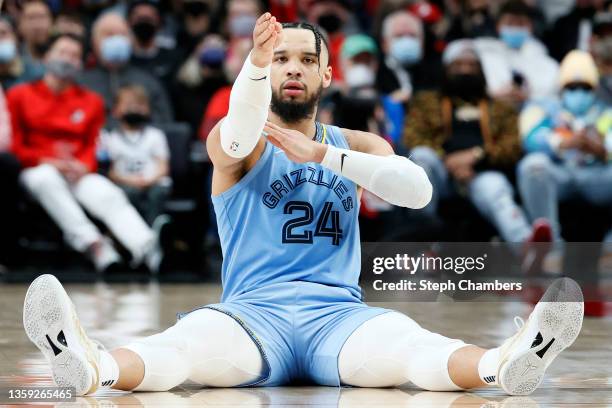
[562,89,596,116]
[499,26,530,49]
[229,14,257,37]
[390,36,422,66]
[100,35,131,64]
[0,40,16,63]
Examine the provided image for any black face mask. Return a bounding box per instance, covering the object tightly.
[132,20,157,44]
[443,73,487,102]
[122,112,150,127]
[317,13,342,34]
[184,1,209,17]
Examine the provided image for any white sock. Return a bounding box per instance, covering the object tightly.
[478,347,500,385]
[98,350,120,388]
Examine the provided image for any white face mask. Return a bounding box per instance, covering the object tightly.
[344,64,375,88]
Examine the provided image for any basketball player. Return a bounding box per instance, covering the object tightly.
[23,14,584,397]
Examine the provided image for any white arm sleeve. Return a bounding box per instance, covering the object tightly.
[220,52,271,158]
[321,145,432,209]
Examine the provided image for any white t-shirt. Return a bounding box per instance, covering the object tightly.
[102,125,169,180]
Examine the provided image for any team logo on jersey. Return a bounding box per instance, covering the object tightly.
[70,109,85,124]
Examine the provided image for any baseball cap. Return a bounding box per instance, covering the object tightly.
[341,34,378,60]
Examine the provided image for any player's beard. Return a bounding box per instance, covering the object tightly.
[270,84,323,124]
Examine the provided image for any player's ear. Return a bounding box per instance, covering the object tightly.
[322,65,332,89]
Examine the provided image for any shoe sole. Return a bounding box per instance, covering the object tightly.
[23,274,95,396]
[499,279,584,395]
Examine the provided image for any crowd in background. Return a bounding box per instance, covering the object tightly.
[0,0,611,273]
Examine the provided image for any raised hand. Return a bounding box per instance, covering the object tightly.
[251,13,283,68]
[263,121,327,164]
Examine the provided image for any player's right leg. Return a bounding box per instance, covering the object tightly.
[23,274,265,395]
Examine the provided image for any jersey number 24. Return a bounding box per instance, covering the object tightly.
[282,201,343,246]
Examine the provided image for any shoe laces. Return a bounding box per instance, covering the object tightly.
[500,316,528,357]
[70,304,102,393]
[514,316,525,330]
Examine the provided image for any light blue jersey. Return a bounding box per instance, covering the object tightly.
[211,123,361,301]
[185,123,390,386]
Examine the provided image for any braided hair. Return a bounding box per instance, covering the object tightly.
[281,21,329,68]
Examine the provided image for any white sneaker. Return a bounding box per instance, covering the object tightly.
[497,278,584,395]
[23,274,103,395]
[88,237,121,273]
[144,215,170,273]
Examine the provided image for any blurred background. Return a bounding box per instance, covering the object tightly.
[0,0,611,283]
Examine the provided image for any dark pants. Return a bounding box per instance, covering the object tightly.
[120,183,170,225]
[0,152,22,263]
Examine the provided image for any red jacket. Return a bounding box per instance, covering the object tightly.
[7,80,105,171]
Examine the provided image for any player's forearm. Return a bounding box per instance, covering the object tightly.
[320,145,432,209]
[220,52,271,159]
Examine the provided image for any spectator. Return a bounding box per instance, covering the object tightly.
[176,0,217,56]
[198,36,251,140]
[377,11,439,99]
[53,11,86,39]
[406,40,543,243]
[0,85,21,265]
[592,12,612,104]
[445,0,498,42]
[378,10,445,146]
[320,34,384,135]
[17,0,52,77]
[518,50,612,243]
[103,85,170,225]
[224,0,261,40]
[305,0,353,82]
[475,0,559,105]
[172,34,228,135]
[80,13,173,126]
[128,0,182,88]
[0,16,41,90]
[7,34,163,272]
[545,0,602,62]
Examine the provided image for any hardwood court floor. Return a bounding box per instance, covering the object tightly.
[0,281,610,407]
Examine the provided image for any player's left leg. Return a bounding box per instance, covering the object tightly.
[338,278,584,395]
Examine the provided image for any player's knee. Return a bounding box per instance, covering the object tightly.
[178,309,265,387]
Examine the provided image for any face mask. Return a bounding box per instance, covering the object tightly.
[390,36,422,66]
[229,14,257,37]
[131,20,157,44]
[45,59,81,81]
[199,46,225,69]
[344,64,375,88]
[444,73,486,101]
[318,13,342,34]
[100,35,132,64]
[562,89,596,116]
[0,40,16,63]
[184,1,209,17]
[499,26,530,49]
[122,112,149,127]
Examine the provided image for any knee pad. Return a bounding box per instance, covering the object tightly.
[339,312,467,390]
[183,309,264,387]
[124,309,264,391]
